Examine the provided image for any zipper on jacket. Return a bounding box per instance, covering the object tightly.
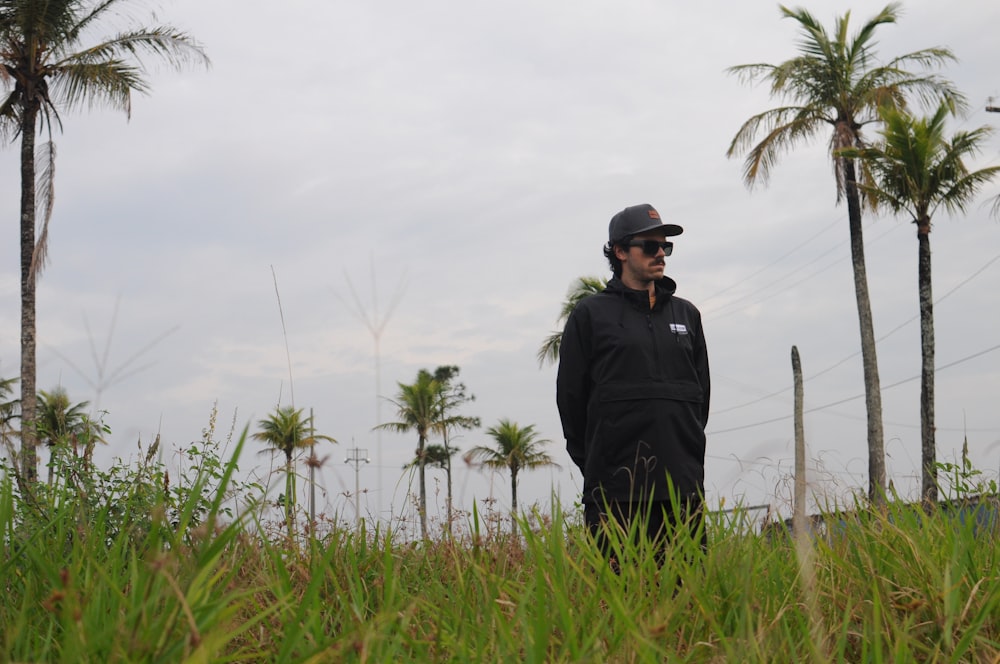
[646,311,664,379]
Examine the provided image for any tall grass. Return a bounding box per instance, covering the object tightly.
[1,428,270,662]
[3,432,998,662]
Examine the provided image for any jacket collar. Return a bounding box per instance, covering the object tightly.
[605,276,677,306]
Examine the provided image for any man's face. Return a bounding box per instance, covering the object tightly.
[616,231,670,287]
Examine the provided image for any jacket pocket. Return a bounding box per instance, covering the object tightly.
[598,380,703,404]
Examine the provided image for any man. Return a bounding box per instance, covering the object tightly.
[556,203,710,565]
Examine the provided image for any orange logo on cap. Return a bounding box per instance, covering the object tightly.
[648,210,660,219]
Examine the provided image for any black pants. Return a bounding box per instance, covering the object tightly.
[584,499,707,568]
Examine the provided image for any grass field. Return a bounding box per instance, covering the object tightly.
[2,430,998,663]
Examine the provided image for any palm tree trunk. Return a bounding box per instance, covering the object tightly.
[917,224,936,504]
[47,445,55,487]
[845,161,886,505]
[510,466,518,536]
[418,434,428,539]
[285,450,295,535]
[445,462,453,537]
[444,428,453,536]
[19,105,40,485]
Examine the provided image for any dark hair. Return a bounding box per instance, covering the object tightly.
[603,235,630,278]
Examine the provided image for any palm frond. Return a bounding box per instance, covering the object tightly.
[467,419,557,472]
[57,26,209,71]
[728,106,827,187]
[729,2,961,200]
[30,141,56,280]
[36,386,92,448]
[536,331,563,367]
[371,419,414,434]
[537,276,606,367]
[990,193,1000,221]
[50,60,145,115]
[842,103,1000,225]
[252,405,334,462]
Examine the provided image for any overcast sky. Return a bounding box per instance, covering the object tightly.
[2,0,1000,530]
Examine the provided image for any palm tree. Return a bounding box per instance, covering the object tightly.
[406,444,457,471]
[726,3,963,504]
[0,375,18,461]
[406,443,459,500]
[465,419,556,535]
[384,367,478,537]
[537,276,606,366]
[375,370,441,540]
[0,0,208,484]
[253,405,335,532]
[36,386,103,485]
[430,365,479,532]
[840,103,1000,504]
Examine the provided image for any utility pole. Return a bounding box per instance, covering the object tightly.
[308,408,316,531]
[792,346,806,538]
[345,445,370,528]
[339,258,407,520]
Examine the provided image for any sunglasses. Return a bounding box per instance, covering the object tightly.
[626,239,674,256]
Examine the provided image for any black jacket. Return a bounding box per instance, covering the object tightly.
[556,276,710,504]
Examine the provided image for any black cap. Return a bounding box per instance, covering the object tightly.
[608,204,683,243]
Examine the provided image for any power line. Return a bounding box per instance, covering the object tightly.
[704,249,844,320]
[701,217,840,305]
[712,250,1000,416]
[708,341,1000,435]
[702,218,901,321]
[706,452,927,483]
